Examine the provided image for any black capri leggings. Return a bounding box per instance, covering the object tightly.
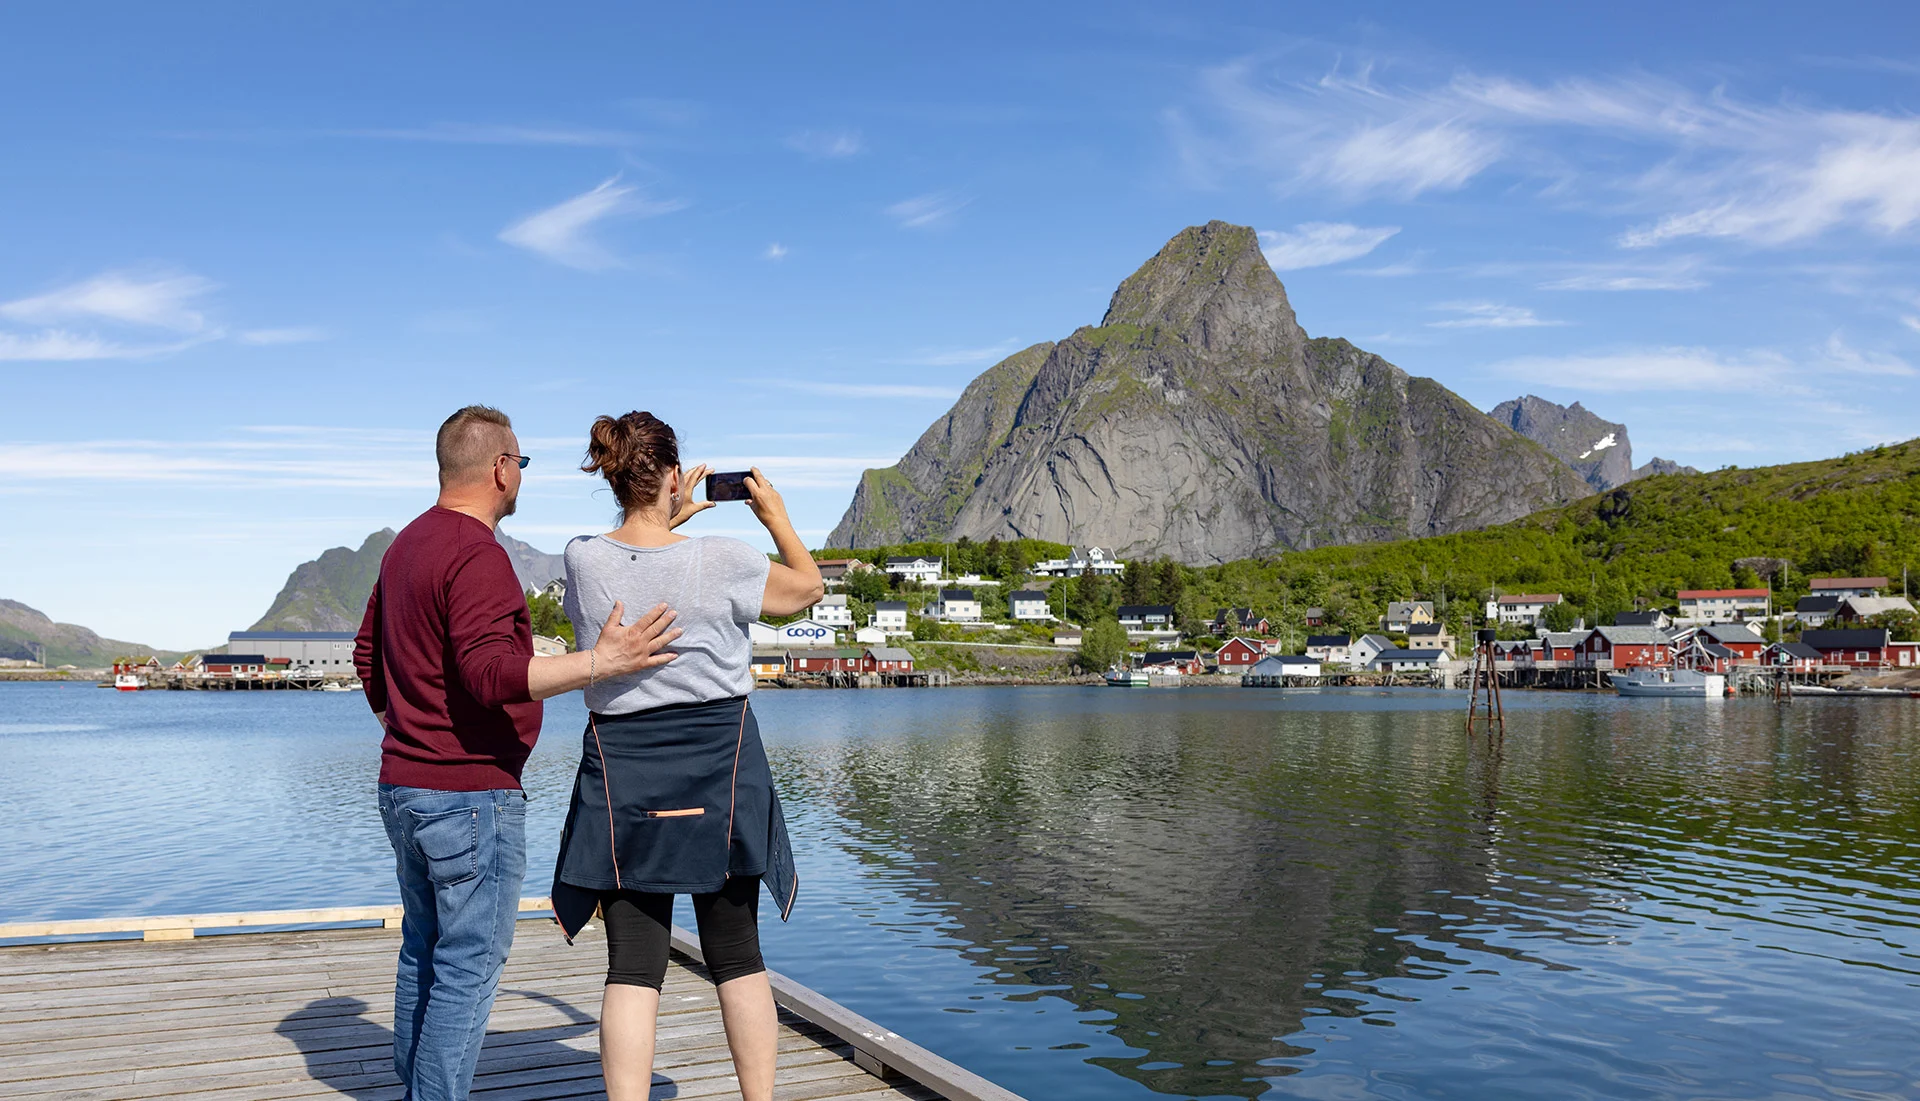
[599,875,765,990]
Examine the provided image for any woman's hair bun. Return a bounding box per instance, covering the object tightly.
[582,411,679,516]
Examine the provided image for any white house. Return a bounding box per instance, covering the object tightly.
[873,600,910,635]
[809,593,853,627]
[1247,654,1321,679]
[1031,545,1126,577]
[1053,626,1083,647]
[1349,634,1394,668]
[1117,604,1175,632]
[1809,576,1888,601]
[1369,648,1445,672]
[1676,589,1769,621]
[774,619,839,647]
[935,589,980,622]
[1485,593,1563,626]
[1009,590,1052,621]
[747,621,780,646]
[1305,634,1351,663]
[884,556,943,584]
[854,625,887,645]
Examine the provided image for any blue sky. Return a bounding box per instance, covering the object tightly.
[4,3,1918,648]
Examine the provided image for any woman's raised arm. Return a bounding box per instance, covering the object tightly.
[744,467,824,617]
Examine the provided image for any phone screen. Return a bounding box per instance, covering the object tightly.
[707,471,752,502]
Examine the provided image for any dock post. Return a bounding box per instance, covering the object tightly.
[1466,629,1504,736]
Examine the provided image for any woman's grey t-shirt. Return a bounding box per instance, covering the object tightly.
[564,534,771,715]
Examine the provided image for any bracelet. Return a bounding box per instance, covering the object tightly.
[589,651,596,686]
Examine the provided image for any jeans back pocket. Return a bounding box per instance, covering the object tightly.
[409,806,480,886]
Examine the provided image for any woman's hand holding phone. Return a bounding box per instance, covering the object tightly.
[743,467,790,532]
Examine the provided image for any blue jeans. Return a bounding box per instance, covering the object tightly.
[377,784,528,1101]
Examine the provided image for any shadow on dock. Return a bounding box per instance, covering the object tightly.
[273,992,684,1099]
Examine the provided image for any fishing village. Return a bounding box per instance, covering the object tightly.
[7,7,1920,1101]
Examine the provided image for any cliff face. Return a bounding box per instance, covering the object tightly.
[829,221,1588,560]
[1490,395,1634,492]
[1490,395,1698,490]
[250,526,562,631]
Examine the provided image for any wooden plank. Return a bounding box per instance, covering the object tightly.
[0,897,554,941]
[0,916,1011,1101]
[671,927,1019,1101]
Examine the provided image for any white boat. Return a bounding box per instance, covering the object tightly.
[1790,684,1837,696]
[1105,669,1150,688]
[318,682,352,693]
[1612,668,1726,697]
[112,673,146,692]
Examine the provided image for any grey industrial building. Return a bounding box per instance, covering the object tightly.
[226,631,357,670]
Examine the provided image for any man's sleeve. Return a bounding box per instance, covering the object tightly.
[353,581,389,715]
[446,544,534,708]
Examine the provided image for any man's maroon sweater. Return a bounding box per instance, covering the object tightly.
[353,506,541,791]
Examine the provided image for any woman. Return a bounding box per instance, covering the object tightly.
[551,410,823,1101]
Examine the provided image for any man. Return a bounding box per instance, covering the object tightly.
[354,405,681,1101]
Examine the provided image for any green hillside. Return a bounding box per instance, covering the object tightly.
[819,439,1920,643]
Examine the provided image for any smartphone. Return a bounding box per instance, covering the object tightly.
[706,470,752,502]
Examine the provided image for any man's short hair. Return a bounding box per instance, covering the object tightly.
[436,405,513,488]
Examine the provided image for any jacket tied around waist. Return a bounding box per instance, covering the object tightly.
[550,695,798,940]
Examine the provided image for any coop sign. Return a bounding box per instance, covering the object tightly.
[776,620,834,643]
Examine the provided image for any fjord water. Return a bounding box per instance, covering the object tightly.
[4,683,1918,1100]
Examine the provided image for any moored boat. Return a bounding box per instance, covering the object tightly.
[113,673,146,691]
[1612,668,1725,697]
[1105,668,1150,688]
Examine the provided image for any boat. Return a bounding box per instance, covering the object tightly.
[1612,668,1726,697]
[112,673,146,692]
[1790,684,1837,696]
[1105,668,1150,688]
[318,682,352,693]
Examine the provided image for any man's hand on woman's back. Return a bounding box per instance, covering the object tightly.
[594,601,682,677]
[528,600,681,701]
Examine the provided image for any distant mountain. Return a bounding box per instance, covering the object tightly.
[828,221,1588,562]
[0,599,182,668]
[250,524,564,632]
[1632,456,1698,479]
[1490,395,1697,490]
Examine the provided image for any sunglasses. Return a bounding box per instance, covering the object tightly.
[500,453,531,469]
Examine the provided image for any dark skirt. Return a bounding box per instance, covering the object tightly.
[549,695,798,940]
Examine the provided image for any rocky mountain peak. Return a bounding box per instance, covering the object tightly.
[1098,220,1304,361]
[1490,395,1634,492]
[828,221,1587,561]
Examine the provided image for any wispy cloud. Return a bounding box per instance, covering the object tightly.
[1178,56,1920,248]
[2,271,214,332]
[0,271,233,362]
[329,123,642,147]
[1483,334,1912,394]
[0,330,214,361]
[498,178,687,270]
[895,339,1021,367]
[1537,261,1708,291]
[763,242,789,261]
[885,192,970,229]
[785,128,864,158]
[1259,222,1400,270]
[771,380,963,399]
[0,427,438,490]
[238,327,329,345]
[1429,302,1567,329]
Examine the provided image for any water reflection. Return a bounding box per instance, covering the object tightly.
[5,683,1919,1099]
[753,689,1920,1100]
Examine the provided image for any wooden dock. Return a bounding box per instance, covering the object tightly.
[0,904,1024,1101]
